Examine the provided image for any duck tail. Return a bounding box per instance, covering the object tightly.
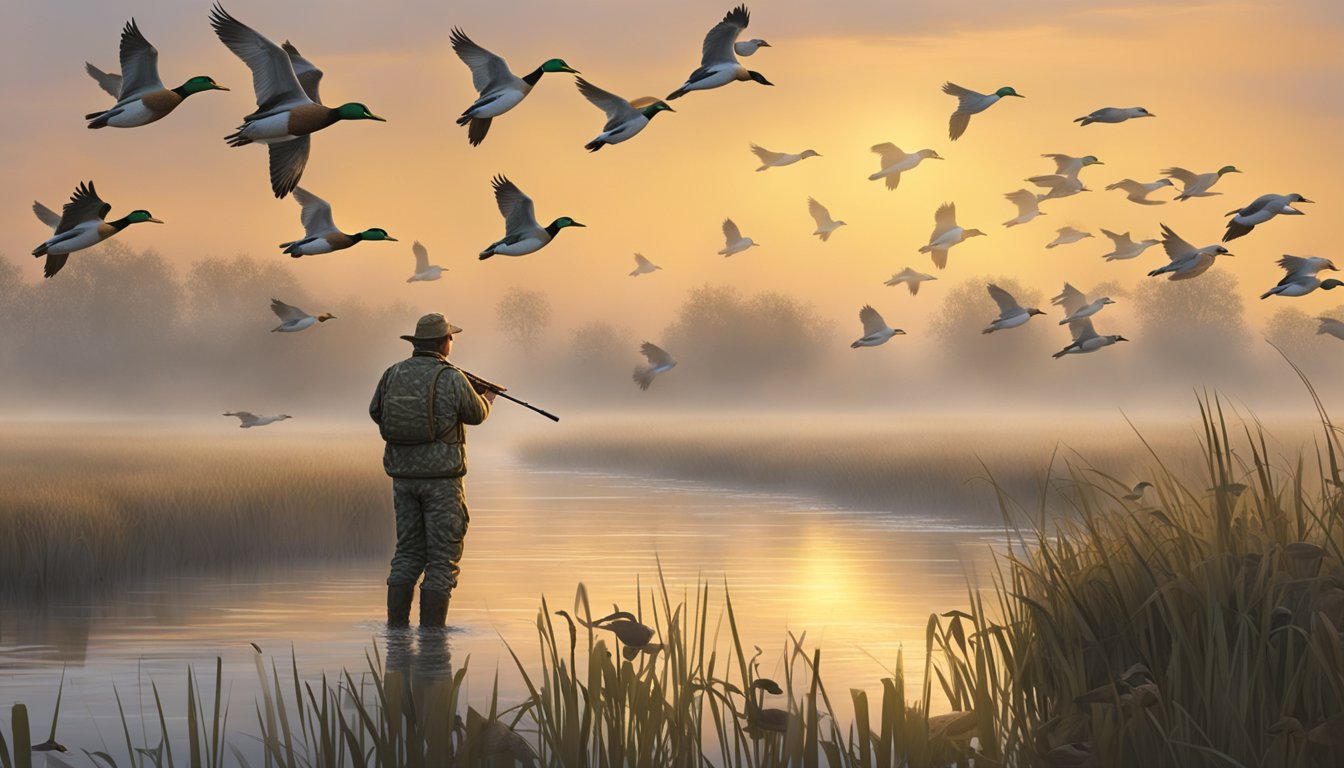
[849,340,863,349]
[1259,287,1277,300]
[455,114,471,127]
[666,87,687,101]
[1052,348,1069,359]
[982,327,996,335]
[584,138,605,152]
[1074,117,1091,125]
[478,251,494,261]
[1223,223,1250,242]
[466,117,492,147]
[86,110,114,129]
[818,231,830,243]
[32,242,48,257]
[224,129,252,147]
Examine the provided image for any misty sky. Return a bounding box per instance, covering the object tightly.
[3,0,1342,352]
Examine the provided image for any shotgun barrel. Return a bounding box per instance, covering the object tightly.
[458,369,559,422]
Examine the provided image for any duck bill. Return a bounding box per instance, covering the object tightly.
[214,85,231,91]
[367,113,388,122]
[570,222,587,227]
[385,236,399,242]
[147,217,165,224]
[563,66,581,74]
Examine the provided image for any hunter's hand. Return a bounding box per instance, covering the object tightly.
[482,390,497,404]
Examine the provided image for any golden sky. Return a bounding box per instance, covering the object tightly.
[3,0,1342,347]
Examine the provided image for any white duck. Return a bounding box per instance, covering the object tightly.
[1029,173,1089,202]
[1163,165,1241,201]
[1053,318,1127,358]
[1046,227,1094,249]
[1224,193,1312,242]
[884,267,937,295]
[718,218,759,256]
[868,143,942,190]
[1100,229,1160,261]
[1042,154,1103,176]
[576,78,674,151]
[667,5,772,100]
[807,198,846,242]
[1003,189,1045,227]
[1147,224,1232,281]
[406,241,445,283]
[1052,283,1115,324]
[919,202,986,270]
[629,253,663,276]
[633,342,676,389]
[270,299,334,332]
[1317,317,1344,341]
[1260,256,1341,299]
[982,284,1045,334]
[224,412,292,428]
[1105,178,1175,205]
[941,82,1024,140]
[751,144,819,170]
[1075,107,1155,125]
[850,305,905,348]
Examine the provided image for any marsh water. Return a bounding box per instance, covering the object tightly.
[0,440,1011,754]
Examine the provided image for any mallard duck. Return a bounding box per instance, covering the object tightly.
[1146,224,1231,280]
[478,176,584,259]
[1224,193,1312,241]
[1054,318,1127,358]
[576,78,673,151]
[851,305,905,348]
[717,218,758,256]
[983,284,1045,334]
[1052,283,1115,324]
[1075,107,1154,125]
[1163,165,1240,200]
[1003,189,1045,227]
[85,20,227,129]
[209,4,384,198]
[667,5,773,100]
[633,344,676,389]
[450,28,577,147]
[807,198,846,241]
[31,181,162,278]
[868,143,941,190]
[942,83,1023,140]
[87,37,316,102]
[919,202,985,270]
[270,299,334,332]
[629,253,662,276]
[751,144,819,170]
[407,241,445,283]
[1260,256,1341,299]
[223,411,292,428]
[1100,229,1159,261]
[279,187,396,257]
[1046,227,1094,248]
[884,267,937,295]
[1317,317,1344,341]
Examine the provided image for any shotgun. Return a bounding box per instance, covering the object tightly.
[457,368,560,422]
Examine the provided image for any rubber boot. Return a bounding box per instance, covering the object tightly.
[387,583,415,627]
[419,588,450,628]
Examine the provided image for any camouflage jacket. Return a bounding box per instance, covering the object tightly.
[369,351,490,478]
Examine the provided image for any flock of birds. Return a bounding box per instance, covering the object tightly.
[22,3,1340,407]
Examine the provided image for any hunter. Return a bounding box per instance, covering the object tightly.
[370,313,494,628]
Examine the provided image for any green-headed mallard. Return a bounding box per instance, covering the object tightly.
[209,4,384,199]
[31,181,162,278]
[942,83,1023,141]
[1260,256,1341,299]
[478,176,584,260]
[576,79,673,151]
[279,187,396,257]
[85,19,227,129]
[667,5,773,100]
[450,28,578,147]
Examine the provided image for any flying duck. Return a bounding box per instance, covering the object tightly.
[630,253,663,276]
[1041,154,1103,176]
[1260,256,1341,299]
[1003,189,1045,227]
[884,267,937,295]
[209,4,385,198]
[85,19,227,129]
[407,241,446,282]
[279,187,396,257]
[1105,178,1175,205]
[223,411,292,428]
[1029,173,1089,202]
[983,284,1045,334]
[478,176,584,259]
[1046,227,1094,248]
[1223,193,1312,241]
[667,5,773,100]
[851,305,905,348]
[1099,229,1160,261]
[919,202,986,270]
[807,198,846,241]
[1147,224,1232,280]
[718,218,758,256]
[1053,318,1127,358]
[942,82,1023,141]
[577,78,673,151]
[1052,283,1115,324]
[1075,107,1155,125]
[1317,317,1344,341]
[31,181,161,278]
[868,143,941,190]
[751,144,819,170]
[633,342,677,389]
[450,28,578,147]
[269,299,334,332]
[1163,165,1241,201]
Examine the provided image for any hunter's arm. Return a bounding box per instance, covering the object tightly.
[450,369,491,425]
[369,369,389,424]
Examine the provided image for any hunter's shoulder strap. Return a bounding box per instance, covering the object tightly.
[425,362,456,442]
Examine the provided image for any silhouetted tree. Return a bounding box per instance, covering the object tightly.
[1132,270,1250,378]
[929,277,1055,384]
[495,287,552,350]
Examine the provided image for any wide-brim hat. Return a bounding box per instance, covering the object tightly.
[400,312,463,342]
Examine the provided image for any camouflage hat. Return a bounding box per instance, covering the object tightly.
[400,313,463,342]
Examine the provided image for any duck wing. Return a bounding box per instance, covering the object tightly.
[210,4,313,116]
[871,142,909,168]
[1051,283,1088,315]
[1068,317,1099,343]
[281,41,323,104]
[449,28,513,94]
[634,253,654,269]
[118,19,165,98]
[1159,223,1196,261]
[931,202,957,239]
[807,197,834,227]
[268,137,311,199]
[576,77,640,130]
[1161,167,1199,186]
[270,299,308,322]
[85,62,124,98]
[751,144,787,164]
[492,176,540,235]
[1101,228,1134,248]
[225,411,260,426]
[32,201,62,229]
[859,304,887,335]
[54,181,112,234]
[987,284,1022,318]
[1005,189,1037,216]
[722,218,743,245]
[413,241,430,272]
[292,187,337,237]
[701,5,749,66]
[1277,255,1319,278]
[640,341,675,367]
[1041,154,1076,175]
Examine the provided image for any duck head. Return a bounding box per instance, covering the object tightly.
[639,100,676,119]
[335,103,386,122]
[745,38,771,49]
[995,86,1024,98]
[1217,165,1242,176]
[317,314,336,322]
[800,149,821,159]
[1100,297,1116,306]
[1133,107,1155,117]
[1081,155,1103,166]
[919,149,945,160]
[1213,245,1233,256]
[1028,308,1047,317]
[747,71,773,86]
[126,210,164,224]
[1113,335,1129,343]
[541,58,580,74]
[1321,279,1344,291]
[358,228,397,242]
[550,216,586,230]
[178,75,229,95]
[1287,193,1313,204]
[964,228,988,238]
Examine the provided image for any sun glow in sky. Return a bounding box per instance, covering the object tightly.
[3,0,1342,349]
